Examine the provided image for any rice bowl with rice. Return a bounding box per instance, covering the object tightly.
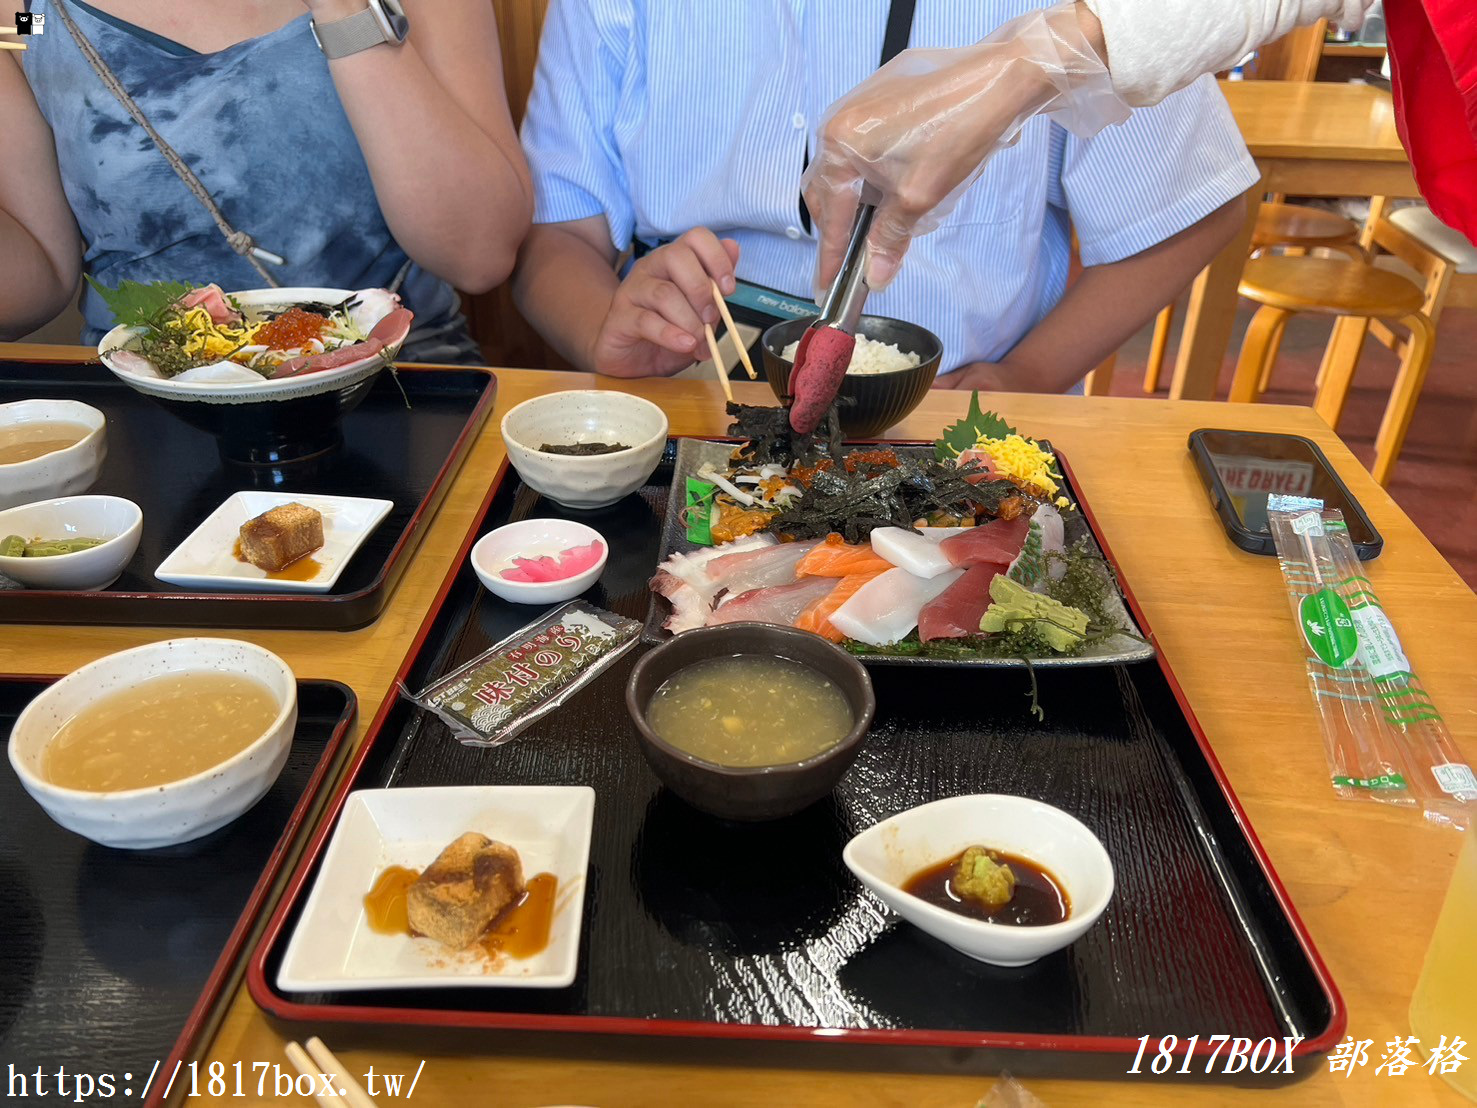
[780,334,922,376]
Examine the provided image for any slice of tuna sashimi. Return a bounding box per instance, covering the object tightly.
[940,515,1031,569]
[794,569,888,642]
[794,534,894,578]
[706,575,839,628]
[828,566,964,647]
[918,561,1009,642]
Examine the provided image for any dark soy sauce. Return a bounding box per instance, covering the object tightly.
[903,848,1070,927]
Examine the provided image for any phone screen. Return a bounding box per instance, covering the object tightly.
[1195,429,1379,547]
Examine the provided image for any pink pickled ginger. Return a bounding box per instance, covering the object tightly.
[500,540,605,583]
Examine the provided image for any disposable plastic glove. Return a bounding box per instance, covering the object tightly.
[804,0,1129,293]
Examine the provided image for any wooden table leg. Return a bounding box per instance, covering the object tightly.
[1169,186,1260,400]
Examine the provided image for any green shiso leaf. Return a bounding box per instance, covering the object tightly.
[85,276,192,329]
[934,391,1016,460]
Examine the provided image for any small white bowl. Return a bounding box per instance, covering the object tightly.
[0,495,142,591]
[471,518,608,604]
[8,638,298,850]
[500,391,668,510]
[842,794,1114,967]
[0,399,107,511]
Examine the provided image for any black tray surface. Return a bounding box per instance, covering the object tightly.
[1,678,354,1087]
[255,453,1337,1073]
[0,360,492,629]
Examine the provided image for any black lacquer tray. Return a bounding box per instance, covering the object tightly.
[249,446,1343,1079]
[0,678,356,1106]
[0,359,494,629]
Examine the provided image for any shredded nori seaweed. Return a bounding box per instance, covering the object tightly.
[725,401,845,466]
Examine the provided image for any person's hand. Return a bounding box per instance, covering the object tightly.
[933,363,1012,392]
[804,1,1126,294]
[589,229,740,378]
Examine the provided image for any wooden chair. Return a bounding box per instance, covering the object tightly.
[1363,197,1477,330]
[1139,202,1363,393]
[1249,20,1329,81]
[1227,255,1436,485]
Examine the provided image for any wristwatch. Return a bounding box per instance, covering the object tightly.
[311,0,410,59]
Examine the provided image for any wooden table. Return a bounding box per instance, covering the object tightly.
[3,349,1474,1105]
[1170,81,1420,402]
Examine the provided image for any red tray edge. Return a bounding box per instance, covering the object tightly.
[0,362,497,625]
[243,440,1347,1060]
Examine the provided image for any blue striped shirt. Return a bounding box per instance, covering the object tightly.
[522,0,1260,378]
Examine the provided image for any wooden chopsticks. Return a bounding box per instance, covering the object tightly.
[710,281,757,379]
[285,1038,380,1108]
[702,323,734,403]
[0,24,27,48]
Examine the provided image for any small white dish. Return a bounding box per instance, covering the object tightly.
[842,794,1114,967]
[0,495,142,591]
[0,400,108,511]
[500,391,668,510]
[154,492,393,593]
[276,786,596,992]
[8,638,298,850]
[471,518,608,604]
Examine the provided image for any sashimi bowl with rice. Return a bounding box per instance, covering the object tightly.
[95,282,414,465]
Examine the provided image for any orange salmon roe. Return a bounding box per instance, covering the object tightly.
[254,307,328,350]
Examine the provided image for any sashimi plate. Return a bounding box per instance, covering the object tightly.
[641,438,1154,668]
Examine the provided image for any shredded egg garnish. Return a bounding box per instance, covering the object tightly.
[168,307,261,361]
[971,434,1062,497]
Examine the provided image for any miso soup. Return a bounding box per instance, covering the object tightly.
[0,421,92,465]
[645,654,853,767]
[42,671,281,792]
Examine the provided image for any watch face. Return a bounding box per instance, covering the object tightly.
[369,0,410,42]
[380,0,408,18]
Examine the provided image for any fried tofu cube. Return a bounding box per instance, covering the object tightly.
[406,833,525,949]
[238,502,323,572]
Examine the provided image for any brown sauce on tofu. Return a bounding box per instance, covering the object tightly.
[364,865,419,935]
[363,866,558,959]
[478,872,558,959]
[902,848,1069,927]
[232,537,323,580]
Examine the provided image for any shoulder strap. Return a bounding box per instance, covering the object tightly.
[880,0,919,66]
[49,0,285,286]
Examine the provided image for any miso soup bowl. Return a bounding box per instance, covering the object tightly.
[8,638,298,850]
[842,794,1114,967]
[0,399,107,511]
[500,390,668,510]
[625,623,875,821]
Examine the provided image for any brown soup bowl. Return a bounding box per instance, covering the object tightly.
[625,623,875,822]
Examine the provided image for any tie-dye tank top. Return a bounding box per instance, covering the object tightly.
[22,0,482,364]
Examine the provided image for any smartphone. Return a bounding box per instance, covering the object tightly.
[1188,429,1383,559]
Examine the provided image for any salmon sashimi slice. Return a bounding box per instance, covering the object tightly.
[794,570,887,641]
[795,535,893,578]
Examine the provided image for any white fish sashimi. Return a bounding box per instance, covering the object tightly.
[1007,503,1068,588]
[829,566,964,646]
[706,576,838,627]
[869,527,958,579]
[346,288,402,336]
[171,362,268,385]
[652,535,774,631]
[708,538,820,604]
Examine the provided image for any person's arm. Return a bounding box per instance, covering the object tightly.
[806,0,1372,291]
[304,0,531,293]
[0,51,83,340]
[940,194,1247,394]
[512,217,738,377]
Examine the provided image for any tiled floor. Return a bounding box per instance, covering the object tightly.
[1106,299,1477,590]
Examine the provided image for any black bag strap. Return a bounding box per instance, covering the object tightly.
[799,0,917,234]
[880,0,919,66]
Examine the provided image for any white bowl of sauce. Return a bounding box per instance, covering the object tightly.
[8,638,298,849]
[0,399,107,511]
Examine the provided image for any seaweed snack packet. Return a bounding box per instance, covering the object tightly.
[408,600,641,747]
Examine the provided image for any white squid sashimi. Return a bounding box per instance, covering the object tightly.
[1007,503,1068,588]
[171,362,268,385]
[828,566,964,646]
[869,527,968,579]
[346,288,402,335]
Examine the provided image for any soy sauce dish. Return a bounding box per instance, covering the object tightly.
[843,794,1114,966]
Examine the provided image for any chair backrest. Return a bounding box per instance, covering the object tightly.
[1249,19,1327,81]
[464,0,569,370]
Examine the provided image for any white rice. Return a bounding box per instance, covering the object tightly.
[780,333,922,375]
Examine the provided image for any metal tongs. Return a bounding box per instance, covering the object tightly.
[787,189,879,433]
